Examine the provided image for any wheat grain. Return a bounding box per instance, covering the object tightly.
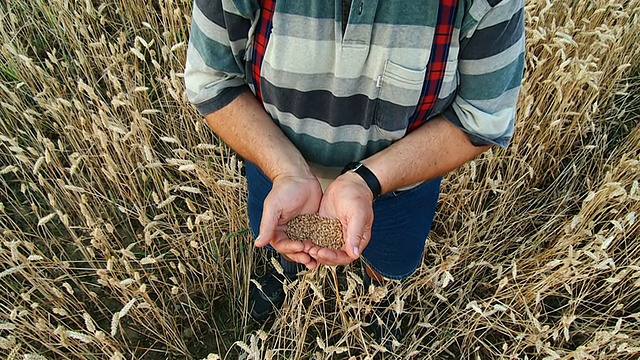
[0,323,16,331]
[66,330,93,344]
[0,165,18,175]
[110,312,120,337]
[178,164,196,171]
[286,214,344,249]
[3,264,28,282]
[23,355,47,360]
[178,186,201,194]
[139,256,157,265]
[157,195,177,209]
[119,298,136,318]
[37,213,57,226]
[82,312,96,334]
[52,308,69,317]
[216,179,242,188]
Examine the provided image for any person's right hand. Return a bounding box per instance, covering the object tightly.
[254,173,323,270]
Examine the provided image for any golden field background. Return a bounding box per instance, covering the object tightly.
[1,0,639,359]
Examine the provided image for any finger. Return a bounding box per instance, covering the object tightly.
[316,248,353,266]
[303,256,317,270]
[271,236,305,254]
[301,240,315,253]
[307,244,322,257]
[282,252,317,270]
[284,251,310,265]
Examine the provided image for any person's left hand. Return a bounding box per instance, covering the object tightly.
[309,171,375,266]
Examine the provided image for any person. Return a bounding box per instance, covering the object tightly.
[184,0,524,345]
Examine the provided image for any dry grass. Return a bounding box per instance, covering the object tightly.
[0,0,639,359]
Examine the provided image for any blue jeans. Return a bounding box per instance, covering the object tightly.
[245,162,441,280]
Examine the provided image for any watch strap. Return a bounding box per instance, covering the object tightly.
[341,162,382,199]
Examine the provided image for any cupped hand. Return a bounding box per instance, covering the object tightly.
[310,171,375,266]
[254,173,323,269]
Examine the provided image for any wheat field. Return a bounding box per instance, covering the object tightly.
[1,0,639,359]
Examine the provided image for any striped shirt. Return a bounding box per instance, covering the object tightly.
[185,0,525,174]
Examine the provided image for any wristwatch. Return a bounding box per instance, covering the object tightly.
[340,162,382,199]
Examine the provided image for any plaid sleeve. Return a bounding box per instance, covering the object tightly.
[442,0,525,148]
[184,0,256,116]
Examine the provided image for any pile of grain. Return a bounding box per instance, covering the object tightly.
[286,214,344,249]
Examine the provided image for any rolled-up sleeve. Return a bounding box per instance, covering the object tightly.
[184,0,255,116]
[442,0,525,148]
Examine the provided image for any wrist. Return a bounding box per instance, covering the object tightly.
[340,162,381,200]
[338,171,375,203]
[268,155,315,182]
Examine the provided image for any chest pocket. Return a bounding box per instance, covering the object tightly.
[374,60,426,135]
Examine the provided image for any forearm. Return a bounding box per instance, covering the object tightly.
[362,116,490,194]
[204,90,313,181]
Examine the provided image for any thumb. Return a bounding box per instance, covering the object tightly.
[256,205,279,247]
[344,215,365,260]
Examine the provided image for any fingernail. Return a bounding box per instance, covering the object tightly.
[254,235,261,245]
[353,246,359,257]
